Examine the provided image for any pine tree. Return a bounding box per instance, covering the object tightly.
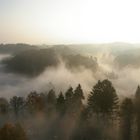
[88,79,119,115]
[65,86,74,114]
[135,85,140,99]
[46,89,56,105]
[46,89,56,115]
[56,92,65,115]
[120,98,134,140]
[135,85,140,140]
[74,84,84,101]
[73,84,85,114]
[65,87,73,100]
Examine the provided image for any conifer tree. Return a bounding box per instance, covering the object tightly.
[56,92,65,115]
[88,79,119,115]
[120,98,134,140]
[65,87,74,114]
[73,84,85,113]
[46,89,56,115]
[135,85,140,140]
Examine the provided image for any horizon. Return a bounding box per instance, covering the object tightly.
[1,42,140,46]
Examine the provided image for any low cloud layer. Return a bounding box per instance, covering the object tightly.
[0,50,139,99]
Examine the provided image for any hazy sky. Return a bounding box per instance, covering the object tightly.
[1,0,140,44]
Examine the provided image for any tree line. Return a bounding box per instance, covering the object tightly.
[0,79,140,140]
[2,48,98,77]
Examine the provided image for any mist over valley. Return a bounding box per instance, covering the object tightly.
[0,43,139,98]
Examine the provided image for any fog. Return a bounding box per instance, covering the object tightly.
[0,48,139,99]
[96,51,139,97]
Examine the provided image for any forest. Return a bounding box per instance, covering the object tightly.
[1,0,140,139]
[1,44,140,140]
[0,79,139,140]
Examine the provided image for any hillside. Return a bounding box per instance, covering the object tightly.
[2,48,98,76]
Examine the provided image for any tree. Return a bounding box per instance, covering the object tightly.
[0,123,28,140]
[46,89,56,105]
[73,84,85,114]
[56,92,65,115]
[0,98,9,115]
[135,85,140,113]
[88,79,119,115]
[26,91,45,113]
[65,87,73,101]
[87,80,119,140]
[120,98,134,140]
[65,87,74,113]
[46,89,56,115]
[10,96,25,117]
[73,84,84,103]
[3,49,59,76]
[135,85,140,140]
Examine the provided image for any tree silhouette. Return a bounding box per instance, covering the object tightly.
[0,123,28,140]
[73,84,85,115]
[10,96,25,117]
[88,79,119,115]
[65,87,73,100]
[46,89,56,116]
[56,92,65,115]
[65,86,74,114]
[0,98,9,115]
[26,91,45,113]
[120,98,134,140]
[4,49,59,76]
[135,85,140,140]
[0,80,139,140]
[73,84,84,102]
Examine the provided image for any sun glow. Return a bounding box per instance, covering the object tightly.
[1,0,140,44]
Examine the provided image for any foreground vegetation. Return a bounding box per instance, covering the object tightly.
[0,79,139,140]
